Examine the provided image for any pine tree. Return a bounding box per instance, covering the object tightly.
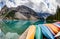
[47,6,60,21]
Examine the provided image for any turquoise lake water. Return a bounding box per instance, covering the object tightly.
[0,20,56,35]
[0,20,43,34]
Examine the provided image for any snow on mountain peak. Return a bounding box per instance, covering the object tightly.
[0,0,60,15]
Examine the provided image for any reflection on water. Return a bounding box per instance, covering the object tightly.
[0,20,57,39]
[1,20,31,34]
[0,20,32,39]
[0,20,44,34]
[0,29,19,39]
[5,32,19,39]
[0,20,56,34]
[0,20,35,39]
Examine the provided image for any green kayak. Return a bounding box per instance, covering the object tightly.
[35,25,43,39]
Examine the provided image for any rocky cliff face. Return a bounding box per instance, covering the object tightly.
[0,5,8,15]
[0,5,39,20]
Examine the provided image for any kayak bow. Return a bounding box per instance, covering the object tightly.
[26,25,36,39]
[35,25,43,39]
[39,24,54,39]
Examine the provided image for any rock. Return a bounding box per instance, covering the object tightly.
[0,29,5,39]
[1,5,38,20]
[5,32,19,39]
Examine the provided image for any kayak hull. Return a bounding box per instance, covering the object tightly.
[19,27,29,39]
[45,24,59,34]
[35,25,43,39]
[26,25,36,39]
[39,24,54,39]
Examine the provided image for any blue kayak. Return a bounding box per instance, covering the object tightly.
[38,24,54,39]
[35,25,43,39]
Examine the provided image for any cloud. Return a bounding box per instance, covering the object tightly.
[0,0,60,15]
[56,0,60,7]
[0,0,5,10]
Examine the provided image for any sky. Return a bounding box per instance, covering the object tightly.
[0,0,60,15]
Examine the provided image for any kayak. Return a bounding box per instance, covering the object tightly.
[39,24,54,39]
[45,24,60,34]
[55,32,60,39]
[45,25,55,35]
[26,25,36,39]
[53,22,60,29]
[55,22,60,24]
[19,27,29,39]
[55,32,60,37]
[35,25,43,39]
[55,22,60,26]
[53,23,60,28]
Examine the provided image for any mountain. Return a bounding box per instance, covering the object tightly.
[1,5,60,21]
[0,5,8,15]
[1,5,38,20]
[37,13,51,18]
[0,0,59,14]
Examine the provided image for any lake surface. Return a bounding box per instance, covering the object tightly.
[0,20,58,39]
[0,20,56,35]
[0,20,43,34]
